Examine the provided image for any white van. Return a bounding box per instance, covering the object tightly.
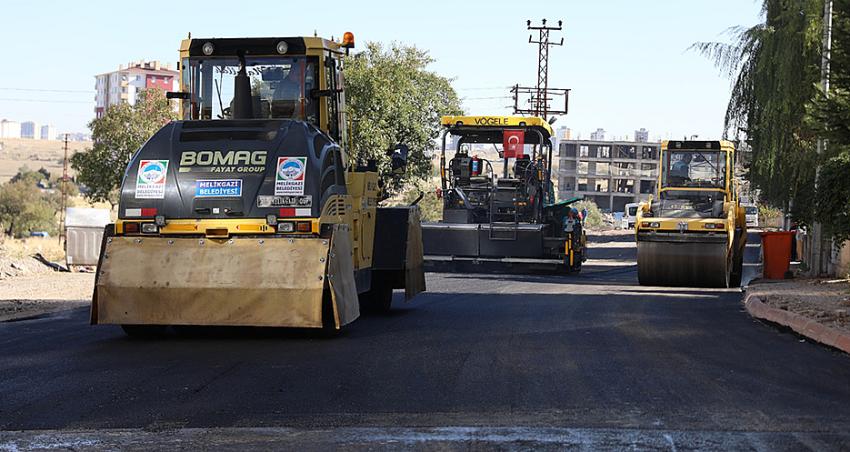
[625,203,639,229]
[743,205,759,228]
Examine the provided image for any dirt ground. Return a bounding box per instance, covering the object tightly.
[1,239,94,321]
[748,278,850,336]
[0,272,93,321]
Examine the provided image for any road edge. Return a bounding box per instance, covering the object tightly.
[744,293,850,355]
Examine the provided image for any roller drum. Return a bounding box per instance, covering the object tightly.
[637,240,730,288]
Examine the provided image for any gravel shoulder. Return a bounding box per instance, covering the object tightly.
[0,272,94,321]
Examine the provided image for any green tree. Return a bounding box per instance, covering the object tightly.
[344,42,463,193]
[573,200,604,229]
[691,0,824,224]
[808,0,850,242]
[0,173,62,238]
[71,89,176,205]
[399,180,443,221]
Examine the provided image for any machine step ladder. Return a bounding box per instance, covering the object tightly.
[488,188,519,241]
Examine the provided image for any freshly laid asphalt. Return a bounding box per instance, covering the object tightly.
[2,230,850,450]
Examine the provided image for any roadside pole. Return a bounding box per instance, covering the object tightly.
[59,133,69,246]
[811,0,833,276]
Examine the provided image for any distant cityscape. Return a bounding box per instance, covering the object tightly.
[0,119,90,141]
[1,60,178,143]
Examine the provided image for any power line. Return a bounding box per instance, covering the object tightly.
[0,98,91,104]
[461,96,512,100]
[455,86,512,91]
[0,87,94,94]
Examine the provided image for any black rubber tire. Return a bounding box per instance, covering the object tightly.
[359,277,393,314]
[319,289,341,337]
[121,325,167,338]
[730,251,744,288]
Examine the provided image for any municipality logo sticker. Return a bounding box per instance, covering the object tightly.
[275,157,307,195]
[138,160,167,185]
[135,160,168,199]
[277,157,305,181]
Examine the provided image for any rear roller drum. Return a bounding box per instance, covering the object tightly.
[637,241,729,288]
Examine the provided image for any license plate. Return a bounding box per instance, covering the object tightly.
[257,195,313,208]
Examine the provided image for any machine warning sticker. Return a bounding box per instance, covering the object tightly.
[257,195,312,208]
[195,179,242,197]
[275,157,307,195]
[135,160,169,199]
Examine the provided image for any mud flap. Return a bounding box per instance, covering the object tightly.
[404,206,426,301]
[93,235,330,327]
[327,225,360,328]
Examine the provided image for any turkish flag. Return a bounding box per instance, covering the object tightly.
[503,130,525,159]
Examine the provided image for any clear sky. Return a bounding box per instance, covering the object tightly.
[0,0,763,140]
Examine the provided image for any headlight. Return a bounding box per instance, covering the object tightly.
[141,223,159,234]
[276,41,288,54]
[277,222,295,233]
[202,42,214,55]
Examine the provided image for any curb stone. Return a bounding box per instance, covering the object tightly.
[744,293,850,355]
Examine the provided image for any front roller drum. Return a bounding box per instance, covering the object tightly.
[637,240,730,288]
[91,226,360,329]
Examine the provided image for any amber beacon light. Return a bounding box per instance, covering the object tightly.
[342,32,355,48]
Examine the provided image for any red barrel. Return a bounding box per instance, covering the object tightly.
[761,231,795,279]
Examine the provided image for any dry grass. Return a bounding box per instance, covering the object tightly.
[0,138,92,184]
[0,237,65,261]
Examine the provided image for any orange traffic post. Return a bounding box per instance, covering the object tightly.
[761,231,795,279]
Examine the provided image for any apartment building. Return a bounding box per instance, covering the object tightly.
[557,138,661,213]
[0,119,21,138]
[95,61,178,117]
[20,121,40,139]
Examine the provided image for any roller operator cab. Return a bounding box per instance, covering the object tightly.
[91,35,426,336]
[635,140,747,288]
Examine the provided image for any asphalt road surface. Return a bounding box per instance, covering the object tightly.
[2,231,850,450]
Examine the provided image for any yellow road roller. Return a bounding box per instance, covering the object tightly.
[90,34,425,336]
[636,140,746,288]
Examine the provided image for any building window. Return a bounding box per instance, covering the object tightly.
[616,162,635,176]
[578,178,588,191]
[579,145,589,157]
[599,146,610,158]
[617,145,636,159]
[595,179,609,193]
[640,180,655,194]
[641,146,658,160]
[577,162,589,174]
[596,162,610,176]
[615,179,635,193]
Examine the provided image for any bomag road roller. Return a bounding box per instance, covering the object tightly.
[421,116,585,274]
[90,34,425,336]
[635,140,746,288]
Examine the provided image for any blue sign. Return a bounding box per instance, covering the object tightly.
[196,179,242,197]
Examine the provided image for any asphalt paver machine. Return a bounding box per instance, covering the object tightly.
[422,115,584,273]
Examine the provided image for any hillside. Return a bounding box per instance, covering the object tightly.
[0,138,91,183]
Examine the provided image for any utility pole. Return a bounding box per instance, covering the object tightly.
[59,133,69,245]
[528,19,563,118]
[811,0,834,276]
[512,19,570,118]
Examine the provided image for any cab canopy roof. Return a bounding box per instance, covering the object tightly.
[441,115,553,144]
[662,140,735,152]
[180,36,343,57]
